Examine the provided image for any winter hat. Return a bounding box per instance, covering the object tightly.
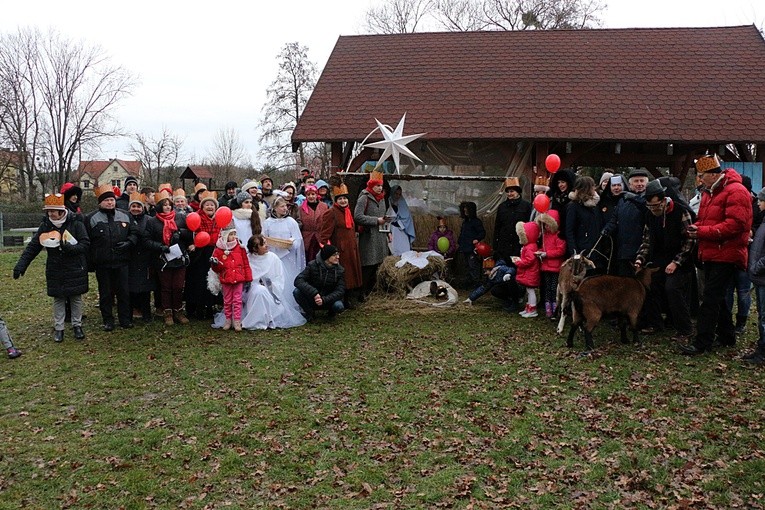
[516,220,540,245]
[320,244,338,260]
[224,180,238,191]
[610,175,625,186]
[236,191,252,206]
[599,172,614,187]
[241,179,260,193]
[758,188,765,202]
[304,185,318,195]
[628,168,651,179]
[60,182,82,202]
[644,180,666,199]
[123,176,139,190]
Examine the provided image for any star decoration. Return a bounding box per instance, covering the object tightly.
[363,113,426,174]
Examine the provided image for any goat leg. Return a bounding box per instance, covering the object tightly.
[584,329,595,352]
[620,321,629,344]
[566,323,577,348]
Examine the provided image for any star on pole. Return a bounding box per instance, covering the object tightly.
[363,113,426,174]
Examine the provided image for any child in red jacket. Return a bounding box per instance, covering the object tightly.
[210,227,252,331]
[512,221,541,318]
[535,210,567,319]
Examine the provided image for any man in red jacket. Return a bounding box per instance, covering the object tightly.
[680,155,753,355]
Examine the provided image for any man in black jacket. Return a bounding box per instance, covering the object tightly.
[86,184,139,331]
[293,245,345,321]
[115,176,139,211]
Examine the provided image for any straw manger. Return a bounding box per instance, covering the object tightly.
[376,254,447,296]
[264,236,294,249]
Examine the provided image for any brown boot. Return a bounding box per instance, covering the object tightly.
[174,309,189,325]
[163,309,174,326]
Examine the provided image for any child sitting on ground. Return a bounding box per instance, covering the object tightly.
[512,221,542,318]
[210,227,252,331]
[463,259,515,305]
[535,210,567,319]
[427,217,457,258]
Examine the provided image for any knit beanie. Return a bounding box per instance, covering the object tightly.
[320,244,338,260]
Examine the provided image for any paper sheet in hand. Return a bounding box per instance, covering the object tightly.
[165,244,182,261]
[62,230,78,245]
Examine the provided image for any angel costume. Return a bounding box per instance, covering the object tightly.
[212,251,306,329]
[262,215,305,300]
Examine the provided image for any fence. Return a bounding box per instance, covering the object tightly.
[0,211,44,248]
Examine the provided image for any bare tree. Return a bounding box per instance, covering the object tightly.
[365,0,436,34]
[259,42,317,170]
[482,0,605,30]
[209,127,250,181]
[0,27,135,196]
[432,0,490,31]
[128,127,183,188]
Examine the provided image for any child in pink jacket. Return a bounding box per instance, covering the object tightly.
[535,210,567,319]
[512,221,541,318]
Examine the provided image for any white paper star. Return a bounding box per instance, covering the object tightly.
[363,113,426,174]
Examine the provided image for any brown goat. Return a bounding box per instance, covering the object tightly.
[566,266,660,351]
[556,253,596,335]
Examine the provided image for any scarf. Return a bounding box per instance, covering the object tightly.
[50,209,68,228]
[365,181,385,201]
[155,210,178,245]
[334,203,353,229]
[198,211,220,247]
[233,208,253,220]
[300,198,319,215]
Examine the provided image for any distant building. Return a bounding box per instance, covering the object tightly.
[0,149,24,195]
[74,159,143,192]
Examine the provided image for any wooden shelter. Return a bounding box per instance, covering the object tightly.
[292,26,765,187]
[180,165,215,191]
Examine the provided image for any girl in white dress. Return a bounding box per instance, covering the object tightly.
[262,197,306,301]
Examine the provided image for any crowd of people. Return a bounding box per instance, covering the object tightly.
[4,156,765,367]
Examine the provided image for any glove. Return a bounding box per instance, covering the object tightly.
[13,268,23,279]
[162,246,171,254]
[244,282,251,292]
[115,241,131,253]
[502,273,512,282]
[210,256,219,266]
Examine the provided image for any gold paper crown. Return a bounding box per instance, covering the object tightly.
[503,177,521,191]
[129,192,146,206]
[156,190,172,203]
[194,182,208,193]
[368,171,384,182]
[94,184,115,201]
[172,188,186,198]
[696,154,722,173]
[332,183,349,196]
[534,176,550,187]
[198,190,218,205]
[43,193,66,210]
[158,183,173,194]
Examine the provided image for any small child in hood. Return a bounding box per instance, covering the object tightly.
[512,221,542,318]
[535,210,567,319]
[427,217,457,258]
[210,227,252,331]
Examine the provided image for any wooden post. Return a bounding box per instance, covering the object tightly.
[330,142,343,175]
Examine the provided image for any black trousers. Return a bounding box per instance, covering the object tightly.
[96,266,131,326]
[695,262,736,350]
[642,269,693,335]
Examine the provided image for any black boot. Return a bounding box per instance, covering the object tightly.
[734,315,747,335]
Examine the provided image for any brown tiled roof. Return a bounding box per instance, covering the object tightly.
[76,159,142,180]
[293,26,765,144]
[181,165,214,179]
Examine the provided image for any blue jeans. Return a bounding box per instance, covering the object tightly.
[725,268,752,318]
[292,288,344,318]
[754,285,765,352]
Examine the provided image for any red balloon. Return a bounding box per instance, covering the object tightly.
[215,206,232,228]
[193,231,210,248]
[185,212,201,232]
[475,242,492,258]
[113,186,122,198]
[533,194,551,213]
[545,154,561,173]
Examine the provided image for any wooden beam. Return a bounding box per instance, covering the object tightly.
[338,172,507,182]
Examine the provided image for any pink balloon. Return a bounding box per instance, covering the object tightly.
[185,212,201,232]
[215,206,232,228]
[533,194,551,213]
[193,231,210,248]
[545,154,561,173]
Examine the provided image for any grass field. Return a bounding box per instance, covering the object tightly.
[1,250,764,509]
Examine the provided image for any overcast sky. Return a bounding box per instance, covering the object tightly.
[1,0,762,166]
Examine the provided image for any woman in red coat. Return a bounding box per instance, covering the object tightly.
[299,185,329,262]
[319,184,363,303]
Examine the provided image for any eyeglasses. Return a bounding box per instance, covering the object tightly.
[646,202,664,209]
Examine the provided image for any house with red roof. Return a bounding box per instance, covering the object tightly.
[75,159,143,193]
[293,26,765,193]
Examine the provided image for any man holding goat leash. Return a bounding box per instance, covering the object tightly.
[679,155,752,356]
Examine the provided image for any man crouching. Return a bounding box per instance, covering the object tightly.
[293,245,345,321]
